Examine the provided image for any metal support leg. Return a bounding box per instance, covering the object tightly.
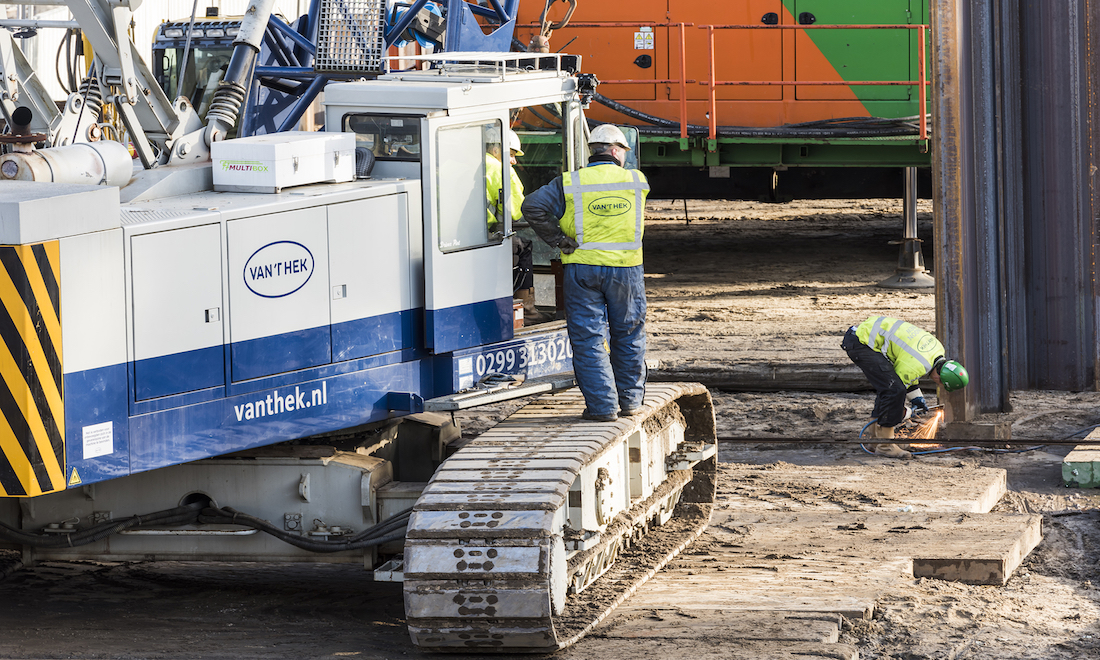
[878,167,935,288]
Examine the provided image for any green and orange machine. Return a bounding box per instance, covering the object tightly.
[514,0,932,197]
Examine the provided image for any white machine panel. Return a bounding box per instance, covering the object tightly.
[0,182,120,244]
[328,193,415,361]
[59,229,126,375]
[228,206,331,380]
[131,224,224,399]
[421,116,513,353]
[328,194,409,321]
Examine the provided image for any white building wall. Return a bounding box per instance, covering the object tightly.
[15,0,309,101]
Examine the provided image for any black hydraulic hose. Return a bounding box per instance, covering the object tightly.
[0,501,413,553]
[527,103,562,129]
[0,502,204,548]
[54,28,72,95]
[593,92,687,130]
[13,504,201,547]
[591,92,924,138]
[198,506,412,553]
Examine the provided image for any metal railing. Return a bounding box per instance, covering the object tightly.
[524,21,932,143]
[696,23,931,142]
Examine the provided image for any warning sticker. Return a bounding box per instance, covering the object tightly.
[634,27,654,50]
[82,421,114,459]
[68,468,82,486]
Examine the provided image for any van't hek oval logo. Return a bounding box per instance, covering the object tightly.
[587,196,632,217]
[916,335,938,352]
[244,241,314,298]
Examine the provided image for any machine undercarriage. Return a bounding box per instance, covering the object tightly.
[5,382,716,652]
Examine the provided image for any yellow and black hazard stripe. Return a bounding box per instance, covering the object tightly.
[0,242,63,497]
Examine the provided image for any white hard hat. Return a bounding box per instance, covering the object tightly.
[588,124,631,150]
[507,129,524,156]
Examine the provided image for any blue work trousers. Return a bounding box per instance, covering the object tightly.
[563,263,647,416]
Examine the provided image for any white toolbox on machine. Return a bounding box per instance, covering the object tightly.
[211,131,355,193]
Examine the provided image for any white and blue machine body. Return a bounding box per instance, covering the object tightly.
[0,57,587,498]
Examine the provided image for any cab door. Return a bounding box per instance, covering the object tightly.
[421,114,514,354]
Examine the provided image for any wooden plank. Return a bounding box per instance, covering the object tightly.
[617,510,1041,622]
[624,556,902,619]
[601,610,842,643]
[717,462,1007,513]
[649,362,873,392]
[1063,440,1100,487]
[912,513,1043,585]
[703,510,1041,563]
[563,638,859,660]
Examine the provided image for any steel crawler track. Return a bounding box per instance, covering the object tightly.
[403,382,718,651]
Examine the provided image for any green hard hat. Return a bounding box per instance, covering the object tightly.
[938,359,969,392]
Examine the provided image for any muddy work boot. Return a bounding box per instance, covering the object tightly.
[581,409,618,422]
[870,423,911,459]
[518,288,551,324]
[872,443,912,459]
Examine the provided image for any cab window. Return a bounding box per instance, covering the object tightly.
[344,114,422,161]
[435,120,505,253]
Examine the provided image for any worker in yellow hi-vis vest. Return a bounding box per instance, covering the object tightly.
[522,124,650,422]
[485,127,548,324]
[842,317,970,459]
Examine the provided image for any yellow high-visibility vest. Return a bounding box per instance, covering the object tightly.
[486,153,524,226]
[559,164,649,267]
[856,316,944,386]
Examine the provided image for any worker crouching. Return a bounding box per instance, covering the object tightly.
[842,316,970,459]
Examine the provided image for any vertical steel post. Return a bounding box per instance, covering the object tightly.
[878,167,934,288]
[930,0,981,421]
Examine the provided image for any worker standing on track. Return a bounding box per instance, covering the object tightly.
[842,316,970,459]
[486,127,547,324]
[522,124,650,422]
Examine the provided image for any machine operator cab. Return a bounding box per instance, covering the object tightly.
[325,53,591,353]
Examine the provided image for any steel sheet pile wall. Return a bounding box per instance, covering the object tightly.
[1014,1,1096,392]
[932,0,1100,419]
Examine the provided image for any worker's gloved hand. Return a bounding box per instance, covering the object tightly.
[558,236,579,254]
[906,388,930,417]
[909,396,930,416]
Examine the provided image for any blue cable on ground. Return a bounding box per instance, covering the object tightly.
[856,415,1052,456]
[906,418,1100,455]
[858,418,877,455]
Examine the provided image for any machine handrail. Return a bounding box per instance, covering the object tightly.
[528,21,932,143]
[698,23,931,142]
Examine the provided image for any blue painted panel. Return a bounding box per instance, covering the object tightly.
[332,309,422,362]
[134,345,225,400]
[129,348,425,416]
[426,296,514,354]
[63,364,130,488]
[128,361,421,473]
[231,325,331,381]
[441,325,574,391]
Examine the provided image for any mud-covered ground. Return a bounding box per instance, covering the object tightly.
[2,199,1099,659]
